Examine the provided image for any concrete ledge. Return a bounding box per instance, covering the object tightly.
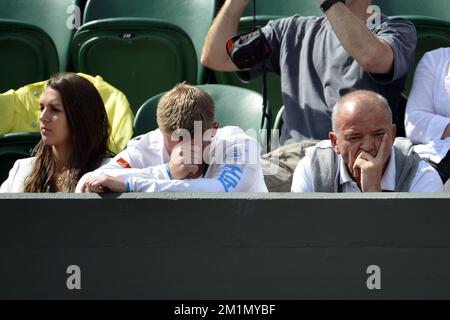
[0,193,449,299]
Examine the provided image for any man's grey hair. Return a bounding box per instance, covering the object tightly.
[331,90,392,132]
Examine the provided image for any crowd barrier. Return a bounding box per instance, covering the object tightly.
[0,193,449,299]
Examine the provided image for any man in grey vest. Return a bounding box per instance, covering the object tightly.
[291,90,443,192]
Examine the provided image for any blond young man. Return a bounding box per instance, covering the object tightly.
[76,83,268,193]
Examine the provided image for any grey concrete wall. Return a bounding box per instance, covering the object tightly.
[0,193,449,299]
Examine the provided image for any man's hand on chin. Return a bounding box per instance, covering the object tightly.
[353,134,390,192]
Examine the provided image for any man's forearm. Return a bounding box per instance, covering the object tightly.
[319,1,394,74]
[201,0,248,71]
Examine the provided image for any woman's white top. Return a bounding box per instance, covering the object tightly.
[0,157,110,192]
[405,47,450,163]
[0,157,35,192]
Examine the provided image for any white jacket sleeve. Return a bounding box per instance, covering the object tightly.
[75,131,168,192]
[291,155,314,192]
[405,51,450,143]
[127,164,250,192]
[0,160,20,192]
[127,137,266,192]
[409,160,444,192]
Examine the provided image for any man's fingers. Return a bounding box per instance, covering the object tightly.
[191,145,203,164]
[84,175,109,193]
[375,133,389,161]
[353,161,361,180]
[184,164,200,178]
[358,150,375,162]
[353,155,368,178]
[186,164,200,173]
[353,157,364,170]
[84,179,93,192]
[181,145,203,164]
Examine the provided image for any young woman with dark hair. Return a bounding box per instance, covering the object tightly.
[1,73,113,192]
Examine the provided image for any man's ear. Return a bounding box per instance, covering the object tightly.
[329,131,341,154]
[202,122,220,142]
[391,124,397,142]
[210,122,220,138]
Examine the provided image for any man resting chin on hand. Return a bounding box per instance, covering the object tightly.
[291,90,443,193]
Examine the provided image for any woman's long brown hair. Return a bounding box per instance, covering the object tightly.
[24,73,113,192]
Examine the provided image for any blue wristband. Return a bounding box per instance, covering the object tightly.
[165,163,172,179]
[125,177,132,192]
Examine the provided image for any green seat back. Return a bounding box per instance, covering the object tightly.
[83,0,216,84]
[0,19,59,92]
[408,17,450,94]
[372,1,450,94]
[274,94,410,138]
[0,132,40,184]
[273,106,285,131]
[133,93,160,137]
[372,0,450,20]
[0,0,81,71]
[133,84,269,140]
[72,18,197,114]
[242,0,323,17]
[397,16,450,95]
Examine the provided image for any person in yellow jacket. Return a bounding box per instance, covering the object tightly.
[0,73,134,154]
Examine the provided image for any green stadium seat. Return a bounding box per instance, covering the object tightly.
[0,19,59,92]
[73,18,197,115]
[133,93,160,137]
[372,0,450,20]
[0,0,81,72]
[73,0,216,114]
[372,1,450,94]
[273,106,284,132]
[214,0,323,120]
[133,84,270,144]
[396,93,409,138]
[397,16,450,95]
[273,95,409,138]
[242,0,323,17]
[0,132,40,184]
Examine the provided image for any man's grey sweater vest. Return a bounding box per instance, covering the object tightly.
[311,138,422,192]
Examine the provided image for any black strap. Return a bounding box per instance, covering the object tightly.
[252,0,271,148]
[246,0,272,148]
[258,27,271,132]
[320,0,345,13]
[202,164,209,178]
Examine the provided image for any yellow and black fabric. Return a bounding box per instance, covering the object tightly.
[0,73,134,154]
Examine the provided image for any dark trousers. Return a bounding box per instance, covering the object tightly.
[428,150,450,184]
